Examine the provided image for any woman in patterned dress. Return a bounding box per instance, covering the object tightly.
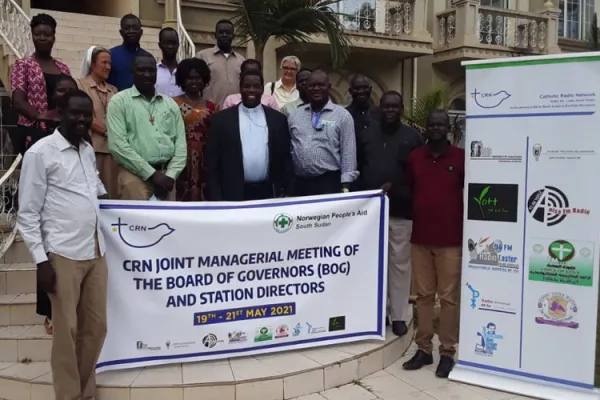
[10,13,71,154]
[173,58,217,201]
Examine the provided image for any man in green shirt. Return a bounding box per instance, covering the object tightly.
[107,53,186,200]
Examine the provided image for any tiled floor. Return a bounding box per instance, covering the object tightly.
[293,343,536,400]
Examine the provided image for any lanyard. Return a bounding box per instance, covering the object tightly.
[311,111,322,130]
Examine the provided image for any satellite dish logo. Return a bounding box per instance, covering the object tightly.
[111,217,175,248]
[471,89,511,109]
[202,334,218,348]
[273,213,293,233]
[527,186,569,226]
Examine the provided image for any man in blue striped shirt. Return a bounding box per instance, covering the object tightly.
[288,70,359,196]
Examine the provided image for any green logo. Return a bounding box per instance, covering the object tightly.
[549,240,575,262]
[273,213,293,233]
[473,186,498,217]
[254,327,273,342]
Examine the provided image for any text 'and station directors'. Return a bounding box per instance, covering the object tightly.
[121,244,360,308]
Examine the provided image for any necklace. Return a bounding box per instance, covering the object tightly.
[142,100,156,125]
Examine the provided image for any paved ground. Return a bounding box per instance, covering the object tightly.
[295,341,536,400]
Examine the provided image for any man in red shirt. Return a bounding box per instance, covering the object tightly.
[403,109,464,378]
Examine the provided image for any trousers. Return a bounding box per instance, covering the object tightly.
[48,243,107,400]
[411,244,461,357]
[387,217,412,322]
[118,165,176,201]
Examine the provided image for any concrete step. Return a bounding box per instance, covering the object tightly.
[0,263,36,296]
[2,240,33,265]
[0,294,43,327]
[0,324,50,362]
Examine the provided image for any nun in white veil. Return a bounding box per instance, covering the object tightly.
[76,45,120,199]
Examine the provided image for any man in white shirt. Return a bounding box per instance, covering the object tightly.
[265,55,300,109]
[17,90,108,400]
[155,27,183,97]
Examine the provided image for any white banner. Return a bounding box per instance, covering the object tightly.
[451,53,600,400]
[96,191,388,372]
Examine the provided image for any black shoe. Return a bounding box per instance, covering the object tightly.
[402,349,433,370]
[386,317,390,327]
[435,355,455,378]
[392,321,408,337]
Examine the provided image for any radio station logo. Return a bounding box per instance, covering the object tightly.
[531,143,596,162]
[529,239,594,287]
[273,214,293,233]
[467,237,519,272]
[292,323,303,336]
[474,322,503,357]
[254,327,273,342]
[527,186,590,226]
[275,325,289,339]
[467,184,518,222]
[135,341,161,351]
[228,331,247,344]
[471,89,511,109]
[328,316,346,332]
[112,217,175,248]
[465,283,516,314]
[536,292,579,329]
[469,141,522,163]
[306,322,326,334]
[202,334,221,349]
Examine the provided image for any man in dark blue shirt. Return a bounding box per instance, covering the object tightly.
[107,14,152,91]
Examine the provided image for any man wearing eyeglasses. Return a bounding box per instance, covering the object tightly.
[264,56,301,109]
[288,70,359,196]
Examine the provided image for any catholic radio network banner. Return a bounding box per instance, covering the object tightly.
[451,53,600,400]
[96,191,388,372]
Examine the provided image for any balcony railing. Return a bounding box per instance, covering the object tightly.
[340,0,415,37]
[478,6,547,52]
[435,1,559,54]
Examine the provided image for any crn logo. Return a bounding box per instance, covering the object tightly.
[471,89,511,109]
[111,217,175,248]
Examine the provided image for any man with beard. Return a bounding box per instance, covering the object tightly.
[107,53,187,200]
[346,74,379,137]
[107,14,152,91]
[206,69,291,200]
[197,19,245,107]
[17,90,109,400]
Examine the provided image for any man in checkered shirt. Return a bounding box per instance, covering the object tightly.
[288,70,359,196]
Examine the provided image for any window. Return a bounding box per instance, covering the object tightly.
[558,0,594,40]
[480,0,507,7]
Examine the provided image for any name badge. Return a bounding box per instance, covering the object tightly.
[322,120,336,127]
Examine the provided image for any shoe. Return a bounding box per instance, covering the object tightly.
[392,321,408,337]
[402,349,433,370]
[386,317,390,327]
[435,355,455,378]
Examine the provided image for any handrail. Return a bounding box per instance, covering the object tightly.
[0,0,34,59]
[175,0,195,60]
[0,153,22,259]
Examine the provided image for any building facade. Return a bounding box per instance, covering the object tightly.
[1,0,597,116]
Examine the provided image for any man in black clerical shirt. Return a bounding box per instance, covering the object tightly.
[357,90,423,337]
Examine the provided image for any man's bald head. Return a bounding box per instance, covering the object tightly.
[307,70,331,107]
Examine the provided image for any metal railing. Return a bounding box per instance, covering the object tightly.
[0,0,33,58]
[176,0,195,59]
[478,6,547,52]
[341,0,414,37]
[0,153,21,258]
[437,9,456,47]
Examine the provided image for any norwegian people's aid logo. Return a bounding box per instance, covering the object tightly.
[273,213,293,233]
[111,217,175,248]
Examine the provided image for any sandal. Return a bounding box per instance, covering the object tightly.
[44,318,53,335]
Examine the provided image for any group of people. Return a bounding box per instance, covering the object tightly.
[12,11,465,400]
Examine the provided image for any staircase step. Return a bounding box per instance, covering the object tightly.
[2,241,33,265]
[0,263,36,295]
[0,294,43,327]
[0,325,50,362]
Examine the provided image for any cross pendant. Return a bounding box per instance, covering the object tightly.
[150,116,155,125]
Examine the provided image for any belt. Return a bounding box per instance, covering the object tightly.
[151,162,169,171]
